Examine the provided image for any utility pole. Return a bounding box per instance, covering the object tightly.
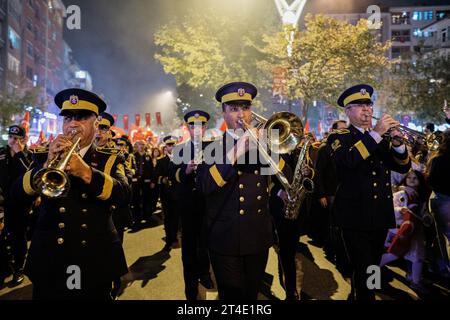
[44,1,53,101]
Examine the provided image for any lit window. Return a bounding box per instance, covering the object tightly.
[8,27,21,51]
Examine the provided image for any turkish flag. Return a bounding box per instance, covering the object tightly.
[123,114,129,131]
[156,112,162,125]
[304,120,310,133]
[145,113,151,127]
[36,130,46,145]
[21,111,30,135]
[219,120,228,132]
[135,114,141,127]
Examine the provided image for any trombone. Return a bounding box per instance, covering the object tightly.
[238,111,311,220]
[237,112,303,192]
[33,129,81,198]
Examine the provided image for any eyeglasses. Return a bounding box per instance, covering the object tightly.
[347,103,373,109]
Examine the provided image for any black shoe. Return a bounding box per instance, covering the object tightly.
[286,290,300,300]
[199,275,214,289]
[11,272,24,286]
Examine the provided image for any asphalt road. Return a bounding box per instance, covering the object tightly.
[1,211,449,300]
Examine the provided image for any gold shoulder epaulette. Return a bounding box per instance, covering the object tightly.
[96,147,120,155]
[331,129,350,134]
[30,146,49,154]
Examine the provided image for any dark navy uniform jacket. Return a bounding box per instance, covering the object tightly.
[327,125,411,230]
[13,145,130,287]
[0,146,32,199]
[196,133,291,256]
[170,140,207,202]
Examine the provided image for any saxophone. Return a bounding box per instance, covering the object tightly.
[284,135,314,220]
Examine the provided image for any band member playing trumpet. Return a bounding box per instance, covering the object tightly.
[328,84,411,300]
[196,82,291,300]
[13,88,130,300]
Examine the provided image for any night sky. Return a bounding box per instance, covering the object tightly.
[61,0,450,115]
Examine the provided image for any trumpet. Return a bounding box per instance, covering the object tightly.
[33,129,81,198]
[372,116,440,151]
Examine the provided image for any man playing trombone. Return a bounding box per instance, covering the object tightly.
[13,88,130,300]
[327,84,411,300]
[196,81,292,300]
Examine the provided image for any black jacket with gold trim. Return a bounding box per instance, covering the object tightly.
[169,140,209,215]
[327,125,411,230]
[196,133,291,256]
[13,145,130,286]
[0,145,32,198]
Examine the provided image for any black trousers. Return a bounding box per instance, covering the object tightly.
[274,216,299,299]
[342,228,387,300]
[5,204,28,273]
[181,210,210,300]
[209,250,269,300]
[160,188,179,245]
[131,180,151,223]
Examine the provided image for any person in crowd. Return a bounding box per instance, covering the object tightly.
[380,170,430,294]
[197,81,291,300]
[131,140,153,226]
[13,88,130,299]
[427,129,450,276]
[95,112,117,148]
[158,136,179,251]
[328,84,411,300]
[0,125,33,285]
[170,110,214,300]
[315,120,351,274]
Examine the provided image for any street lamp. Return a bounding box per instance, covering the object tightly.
[274,0,307,57]
[274,1,308,113]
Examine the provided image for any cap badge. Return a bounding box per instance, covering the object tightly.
[70,95,79,105]
[238,88,246,97]
[10,127,20,134]
[194,113,200,118]
[360,89,367,96]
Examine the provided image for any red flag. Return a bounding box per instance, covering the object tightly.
[113,114,118,124]
[123,114,129,131]
[135,114,141,127]
[156,112,162,126]
[219,120,228,132]
[304,120,310,133]
[48,134,55,143]
[21,112,30,136]
[36,130,46,145]
[317,120,322,134]
[145,113,151,127]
